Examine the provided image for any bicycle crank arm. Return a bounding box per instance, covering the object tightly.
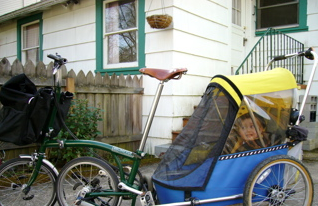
[118,182,143,195]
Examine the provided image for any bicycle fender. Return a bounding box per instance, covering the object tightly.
[19,155,59,176]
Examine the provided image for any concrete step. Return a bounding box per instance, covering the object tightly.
[303,148,318,161]
[154,143,171,158]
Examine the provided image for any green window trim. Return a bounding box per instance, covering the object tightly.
[95,0,145,75]
[255,0,308,36]
[17,13,43,62]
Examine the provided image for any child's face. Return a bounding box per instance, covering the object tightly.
[238,118,263,141]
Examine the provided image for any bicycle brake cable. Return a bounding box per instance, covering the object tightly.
[53,92,119,171]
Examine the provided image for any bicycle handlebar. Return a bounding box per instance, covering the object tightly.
[272,55,287,61]
[273,47,315,61]
[47,53,68,66]
[266,47,315,71]
[298,47,315,60]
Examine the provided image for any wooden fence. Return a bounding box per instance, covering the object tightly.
[0,58,143,160]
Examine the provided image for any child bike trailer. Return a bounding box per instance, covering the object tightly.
[152,68,313,205]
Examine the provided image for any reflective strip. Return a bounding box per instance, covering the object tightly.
[28,97,35,104]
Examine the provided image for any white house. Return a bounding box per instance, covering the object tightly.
[0,0,318,154]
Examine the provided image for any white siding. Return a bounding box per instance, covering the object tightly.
[24,0,41,7]
[0,0,96,74]
[286,0,318,96]
[42,0,95,74]
[0,22,17,62]
[144,0,232,153]
[0,0,23,16]
[0,0,42,16]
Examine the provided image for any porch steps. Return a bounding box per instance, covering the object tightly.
[155,106,195,157]
[172,117,190,141]
[172,105,199,142]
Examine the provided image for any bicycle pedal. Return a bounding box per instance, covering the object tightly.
[140,191,154,206]
[11,183,22,190]
[22,195,34,201]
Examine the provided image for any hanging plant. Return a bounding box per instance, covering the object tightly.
[146,0,172,29]
[146,14,172,29]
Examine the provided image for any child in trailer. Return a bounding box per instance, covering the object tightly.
[222,107,281,154]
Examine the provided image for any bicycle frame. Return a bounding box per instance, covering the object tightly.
[24,56,168,204]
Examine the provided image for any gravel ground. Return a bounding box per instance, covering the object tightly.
[303,160,318,206]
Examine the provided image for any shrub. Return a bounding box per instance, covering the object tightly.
[49,99,102,162]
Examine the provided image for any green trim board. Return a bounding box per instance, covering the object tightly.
[255,0,308,36]
[17,13,43,62]
[95,0,104,74]
[103,68,142,75]
[95,0,145,75]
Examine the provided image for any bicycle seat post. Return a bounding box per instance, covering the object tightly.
[138,67,187,152]
[138,80,165,152]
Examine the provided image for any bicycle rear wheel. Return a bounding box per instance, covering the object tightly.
[243,155,313,206]
[0,157,57,206]
[56,156,119,206]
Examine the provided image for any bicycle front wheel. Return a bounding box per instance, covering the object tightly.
[56,156,119,206]
[0,157,57,206]
[243,155,314,206]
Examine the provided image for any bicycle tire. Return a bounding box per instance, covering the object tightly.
[0,157,57,206]
[56,156,119,206]
[243,155,313,206]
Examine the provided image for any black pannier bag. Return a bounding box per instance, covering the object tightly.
[0,74,52,145]
[51,91,74,138]
[0,74,72,145]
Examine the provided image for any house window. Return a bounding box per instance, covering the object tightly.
[17,13,43,64]
[256,0,308,34]
[22,21,40,64]
[232,0,241,26]
[104,0,137,68]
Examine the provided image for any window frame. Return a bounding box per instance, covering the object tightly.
[17,13,43,64]
[103,0,138,68]
[255,0,308,35]
[96,0,145,75]
[232,0,241,26]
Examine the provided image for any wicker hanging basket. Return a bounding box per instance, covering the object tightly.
[146,0,172,29]
[146,14,172,29]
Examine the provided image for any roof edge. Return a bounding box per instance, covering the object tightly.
[0,0,68,24]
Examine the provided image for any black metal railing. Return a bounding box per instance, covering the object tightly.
[235,28,304,84]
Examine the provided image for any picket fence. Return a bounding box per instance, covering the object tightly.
[0,58,144,160]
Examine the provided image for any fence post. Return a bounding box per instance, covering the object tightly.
[66,78,75,93]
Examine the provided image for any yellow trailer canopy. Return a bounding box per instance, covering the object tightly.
[211,68,297,106]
